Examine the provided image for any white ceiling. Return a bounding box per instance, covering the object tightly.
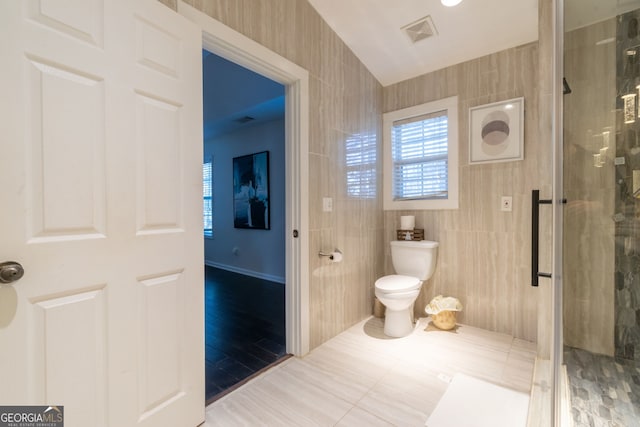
[306,0,640,87]
[307,0,539,86]
[202,0,640,138]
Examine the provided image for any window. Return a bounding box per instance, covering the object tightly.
[346,132,377,199]
[203,159,213,237]
[383,96,458,210]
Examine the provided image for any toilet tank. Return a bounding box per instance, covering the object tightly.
[390,240,439,280]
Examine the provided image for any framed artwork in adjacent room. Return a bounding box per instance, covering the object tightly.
[233,151,270,230]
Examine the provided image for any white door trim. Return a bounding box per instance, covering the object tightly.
[178,1,310,356]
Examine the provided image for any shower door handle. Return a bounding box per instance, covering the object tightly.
[531,190,552,287]
[531,190,566,286]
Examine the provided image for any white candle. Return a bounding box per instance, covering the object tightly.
[400,215,415,230]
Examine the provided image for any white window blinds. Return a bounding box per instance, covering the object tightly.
[203,160,213,237]
[391,110,449,201]
[346,133,377,199]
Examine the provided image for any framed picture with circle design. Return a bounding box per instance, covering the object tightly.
[469,97,524,164]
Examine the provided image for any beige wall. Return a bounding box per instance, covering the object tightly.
[563,19,616,356]
[167,0,385,350]
[383,44,542,342]
[535,0,554,360]
[160,0,554,347]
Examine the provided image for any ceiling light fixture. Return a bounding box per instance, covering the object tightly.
[441,0,463,6]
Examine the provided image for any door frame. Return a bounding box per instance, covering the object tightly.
[178,2,310,356]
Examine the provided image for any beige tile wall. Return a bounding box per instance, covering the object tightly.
[383,44,543,343]
[157,0,177,10]
[170,0,385,350]
[535,0,554,360]
[161,0,554,347]
[563,19,616,356]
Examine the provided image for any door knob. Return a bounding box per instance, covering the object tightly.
[0,261,24,284]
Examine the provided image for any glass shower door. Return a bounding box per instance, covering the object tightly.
[560,1,640,425]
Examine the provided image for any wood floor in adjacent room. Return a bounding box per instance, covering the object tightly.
[205,266,287,402]
[204,316,536,426]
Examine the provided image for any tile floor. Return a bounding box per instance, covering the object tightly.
[205,266,287,401]
[204,316,537,426]
[564,346,640,427]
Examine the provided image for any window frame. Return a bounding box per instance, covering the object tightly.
[383,96,459,210]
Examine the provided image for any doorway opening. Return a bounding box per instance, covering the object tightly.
[202,50,288,402]
[177,0,311,405]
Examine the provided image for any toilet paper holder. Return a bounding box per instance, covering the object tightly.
[318,249,342,260]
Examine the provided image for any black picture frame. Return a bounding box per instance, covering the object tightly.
[233,151,270,230]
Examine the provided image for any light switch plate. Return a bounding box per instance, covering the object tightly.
[322,197,333,212]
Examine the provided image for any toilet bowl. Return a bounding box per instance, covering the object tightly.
[375,240,438,337]
[375,275,422,337]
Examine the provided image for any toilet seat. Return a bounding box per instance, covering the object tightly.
[375,275,421,293]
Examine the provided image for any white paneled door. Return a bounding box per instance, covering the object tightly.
[0,1,204,426]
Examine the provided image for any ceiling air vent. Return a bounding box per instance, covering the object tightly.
[401,16,437,44]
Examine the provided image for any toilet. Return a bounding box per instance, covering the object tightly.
[375,240,439,337]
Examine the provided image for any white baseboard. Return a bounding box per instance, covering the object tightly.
[205,260,285,284]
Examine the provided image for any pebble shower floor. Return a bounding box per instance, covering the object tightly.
[564,346,640,427]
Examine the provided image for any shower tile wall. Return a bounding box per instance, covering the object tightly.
[173,0,385,350]
[383,45,543,343]
[563,18,616,357]
[616,11,640,361]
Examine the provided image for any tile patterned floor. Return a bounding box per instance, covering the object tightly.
[204,316,536,426]
[564,346,640,427]
[205,266,287,401]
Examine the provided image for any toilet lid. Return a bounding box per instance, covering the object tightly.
[375,275,421,292]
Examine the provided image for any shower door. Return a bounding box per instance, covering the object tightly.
[559,0,640,425]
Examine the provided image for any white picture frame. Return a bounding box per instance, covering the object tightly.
[469,97,524,164]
